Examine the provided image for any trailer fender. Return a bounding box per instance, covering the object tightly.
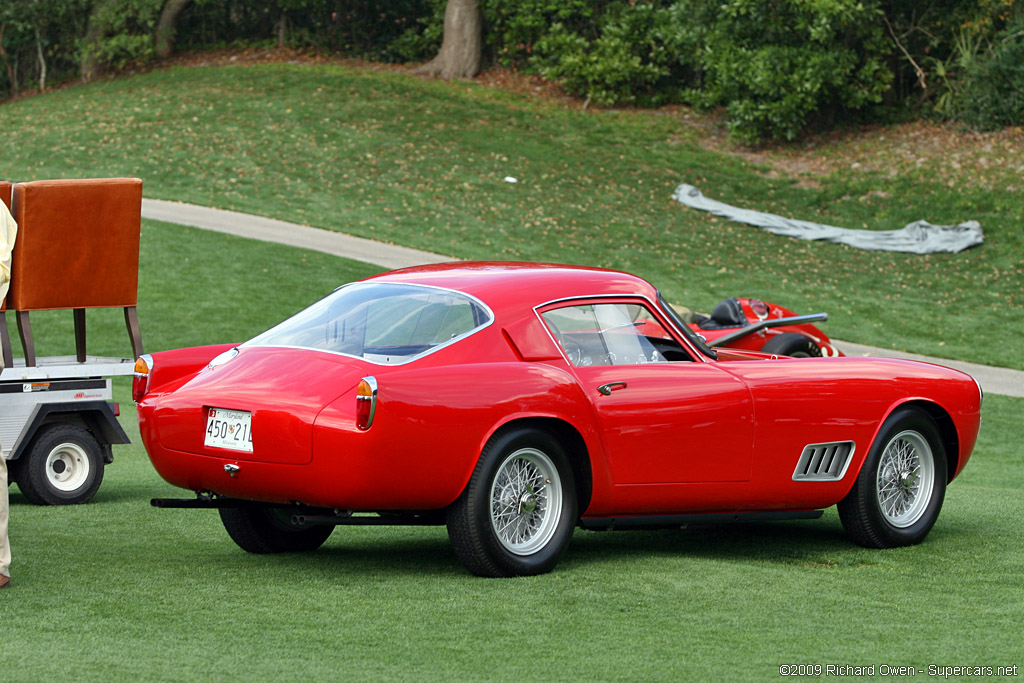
[9,401,130,463]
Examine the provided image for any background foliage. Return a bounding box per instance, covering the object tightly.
[951,12,1024,129]
[0,0,1022,141]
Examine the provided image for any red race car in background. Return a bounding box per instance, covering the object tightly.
[134,262,981,577]
[677,297,843,358]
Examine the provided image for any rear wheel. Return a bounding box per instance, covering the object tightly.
[447,427,577,577]
[762,332,821,358]
[838,407,947,548]
[15,424,104,505]
[219,506,334,553]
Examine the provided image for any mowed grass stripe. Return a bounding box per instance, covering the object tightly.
[0,222,1020,680]
[0,62,1021,368]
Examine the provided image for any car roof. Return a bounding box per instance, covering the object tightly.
[363,262,660,315]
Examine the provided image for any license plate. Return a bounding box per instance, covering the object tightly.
[204,408,253,452]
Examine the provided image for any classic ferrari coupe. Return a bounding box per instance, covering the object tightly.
[135,263,982,577]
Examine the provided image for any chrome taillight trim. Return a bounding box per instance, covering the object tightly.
[132,354,154,402]
[356,376,378,430]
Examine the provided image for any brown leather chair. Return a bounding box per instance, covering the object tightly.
[0,181,11,209]
[5,178,144,366]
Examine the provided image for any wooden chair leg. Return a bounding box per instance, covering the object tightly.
[74,308,87,363]
[124,306,144,359]
[16,310,35,367]
[0,312,12,369]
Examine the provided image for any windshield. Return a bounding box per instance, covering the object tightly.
[245,282,492,365]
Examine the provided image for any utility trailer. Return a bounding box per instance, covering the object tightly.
[2,356,134,504]
[1,176,145,505]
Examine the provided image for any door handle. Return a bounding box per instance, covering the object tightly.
[597,381,628,396]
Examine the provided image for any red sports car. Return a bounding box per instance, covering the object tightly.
[135,263,982,577]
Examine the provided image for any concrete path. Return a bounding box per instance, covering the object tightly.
[141,199,1023,398]
[142,199,457,271]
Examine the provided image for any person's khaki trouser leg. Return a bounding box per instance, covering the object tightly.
[1,454,10,579]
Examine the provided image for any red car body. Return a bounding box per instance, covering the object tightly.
[136,263,982,576]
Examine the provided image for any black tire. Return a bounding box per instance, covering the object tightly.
[762,332,821,358]
[447,427,577,577]
[838,407,947,548]
[15,424,104,505]
[219,506,334,553]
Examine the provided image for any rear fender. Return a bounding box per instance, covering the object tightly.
[472,411,604,517]
[342,361,608,512]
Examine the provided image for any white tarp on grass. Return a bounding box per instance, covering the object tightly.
[673,184,984,254]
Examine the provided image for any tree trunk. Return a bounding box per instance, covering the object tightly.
[277,11,288,48]
[155,0,193,59]
[81,7,104,81]
[35,27,46,91]
[415,0,482,80]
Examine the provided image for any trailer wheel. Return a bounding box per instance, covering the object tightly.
[16,424,105,505]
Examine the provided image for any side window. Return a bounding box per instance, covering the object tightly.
[541,303,692,367]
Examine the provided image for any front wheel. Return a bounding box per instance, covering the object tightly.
[838,407,947,548]
[219,506,334,553]
[15,424,105,505]
[447,427,577,577]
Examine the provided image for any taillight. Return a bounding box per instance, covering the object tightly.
[133,354,153,402]
[355,376,378,430]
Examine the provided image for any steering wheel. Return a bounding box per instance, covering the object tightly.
[546,319,584,366]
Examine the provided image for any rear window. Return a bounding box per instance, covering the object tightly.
[245,283,492,364]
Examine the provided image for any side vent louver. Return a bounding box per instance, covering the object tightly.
[792,441,855,481]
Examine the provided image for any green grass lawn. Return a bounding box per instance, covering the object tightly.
[0,61,1021,368]
[1,62,1022,680]
[1,224,1021,681]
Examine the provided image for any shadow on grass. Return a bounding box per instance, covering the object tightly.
[210,519,864,578]
[9,484,990,579]
[568,521,851,565]
[6,484,170,507]
[298,535,461,576]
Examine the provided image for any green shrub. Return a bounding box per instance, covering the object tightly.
[483,0,605,69]
[690,0,891,144]
[532,3,702,107]
[79,0,163,75]
[388,0,446,63]
[955,14,1024,129]
[0,0,89,96]
[884,0,1020,103]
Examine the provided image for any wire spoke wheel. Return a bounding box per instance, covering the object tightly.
[875,430,935,528]
[489,448,562,556]
[838,408,947,548]
[447,427,577,577]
